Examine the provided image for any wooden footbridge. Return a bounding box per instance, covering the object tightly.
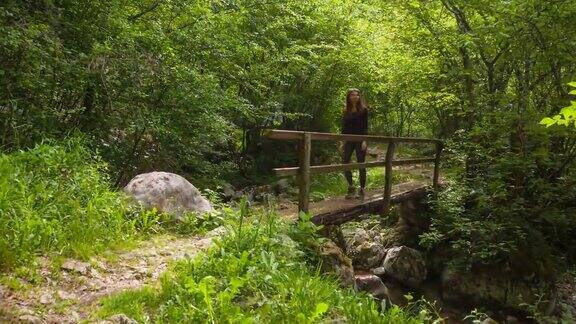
[264,130,443,225]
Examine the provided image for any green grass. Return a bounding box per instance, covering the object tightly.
[0,138,131,270]
[98,204,438,323]
[0,138,224,272]
[310,168,430,200]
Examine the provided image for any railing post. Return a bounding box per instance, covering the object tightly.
[381,140,396,215]
[433,141,443,191]
[298,132,312,213]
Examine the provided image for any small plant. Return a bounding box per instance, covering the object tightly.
[130,208,162,234]
[520,293,557,324]
[463,308,490,323]
[403,293,446,323]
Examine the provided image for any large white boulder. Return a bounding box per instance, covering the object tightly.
[124,172,213,219]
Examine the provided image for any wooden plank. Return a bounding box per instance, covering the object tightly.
[273,157,436,177]
[433,142,443,190]
[311,185,429,225]
[298,132,311,213]
[264,129,441,144]
[382,141,396,215]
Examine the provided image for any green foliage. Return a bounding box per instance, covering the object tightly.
[463,309,490,323]
[2,1,576,319]
[0,0,372,187]
[99,204,431,323]
[540,82,576,128]
[0,138,193,271]
[420,117,576,273]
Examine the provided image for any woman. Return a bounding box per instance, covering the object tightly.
[342,88,368,199]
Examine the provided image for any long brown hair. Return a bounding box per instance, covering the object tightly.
[345,88,367,113]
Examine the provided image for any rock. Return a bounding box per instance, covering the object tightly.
[61,260,91,275]
[221,183,236,200]
[441,267,550,311]
[339,223,388,270]
[273,179,292,195]
[377,246,427,287]
[132,266,150,279]
[124,171,213,220]
[350,229,370,246]
[341,226,367,252]
[91,258,109,272]
[354,274,387,299]
[90,268,102,279]
[57,290,76,300]
[356,272,411,307]
[206,226,228,238]
[319,240,354,287]
[70,311,81,322]
[108,314,138,324]
[319,225,347,253]
[39,292,54,304]
[19,315,43,324]
[252,185,273,202]
[351,241,387,270]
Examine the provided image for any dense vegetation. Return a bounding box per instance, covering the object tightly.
[0,139,139,270]
[1,0,576,321]
[0,138,219,271]
[99,206,439,323]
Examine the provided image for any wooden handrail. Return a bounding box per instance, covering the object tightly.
[264,129,443,215]
[264,129,441,144]
[274,157,436,177]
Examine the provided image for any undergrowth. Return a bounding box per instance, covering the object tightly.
[98,203,437,323]
[0,138,222,272]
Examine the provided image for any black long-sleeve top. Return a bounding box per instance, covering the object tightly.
[342,108,368,135]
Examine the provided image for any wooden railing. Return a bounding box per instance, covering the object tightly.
[264,129,443,214]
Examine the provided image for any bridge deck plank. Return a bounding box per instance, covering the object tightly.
[279,181,429,224]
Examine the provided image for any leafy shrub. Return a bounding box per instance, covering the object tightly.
[420,119,576,276]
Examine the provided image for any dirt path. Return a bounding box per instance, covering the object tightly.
[0,232,217,323]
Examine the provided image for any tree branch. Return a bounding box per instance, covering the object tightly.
[128,0,163,22]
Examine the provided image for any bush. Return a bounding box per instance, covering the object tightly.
[420,120,576,276]
[0,138,149,270]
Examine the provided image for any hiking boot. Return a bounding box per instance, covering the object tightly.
[345,186,356,199]
[357,188,365,200]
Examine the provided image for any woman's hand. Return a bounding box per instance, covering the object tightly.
[361,141,367,151]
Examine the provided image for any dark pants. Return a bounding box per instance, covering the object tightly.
[343,141,366,188]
